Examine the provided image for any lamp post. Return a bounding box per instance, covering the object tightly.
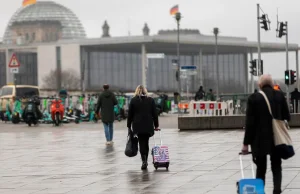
[213,27,219,100]
[175,12,181,96]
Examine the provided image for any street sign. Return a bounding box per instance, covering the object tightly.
[146,53,165,59]
[10,68,19,74]
[8,53,20,68]
[180,65,197,71]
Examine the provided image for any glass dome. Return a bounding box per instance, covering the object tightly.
[3,1,86,44]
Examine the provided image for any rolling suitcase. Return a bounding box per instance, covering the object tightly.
[151,129,170,170]
[237,152,265,194]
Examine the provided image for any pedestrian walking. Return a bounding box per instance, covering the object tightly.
[206,89,216,101]
[194,86,205,101]
[291,88,300,113]
[242,74,290,194]
[127,85,159,170]
[95,84,118,145]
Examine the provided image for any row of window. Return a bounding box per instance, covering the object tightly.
[86,52,247,93]
[18,31,59,42]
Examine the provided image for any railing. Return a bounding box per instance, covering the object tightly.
[189,100,234,116]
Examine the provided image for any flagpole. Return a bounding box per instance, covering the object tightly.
[176,12,181,96]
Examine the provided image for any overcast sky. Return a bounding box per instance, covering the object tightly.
[0,0,299,79]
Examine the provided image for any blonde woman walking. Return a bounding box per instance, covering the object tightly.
[127,85,159,170]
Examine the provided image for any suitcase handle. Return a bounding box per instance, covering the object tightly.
[153,129,162,146]
[239,152,255,179]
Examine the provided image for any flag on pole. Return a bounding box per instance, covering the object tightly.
[23,0,37,7]
[170,5,179,15]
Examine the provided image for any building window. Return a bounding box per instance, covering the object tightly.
[51,32,54,41]
[25,33,29,41]
[32,33,35,41]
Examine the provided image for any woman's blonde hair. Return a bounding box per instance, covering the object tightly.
[134,85,148,97]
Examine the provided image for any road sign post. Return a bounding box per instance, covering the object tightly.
[180,66,197,100]
[8,53,20,69]
[8,53,20,85]
[10,68,19,73]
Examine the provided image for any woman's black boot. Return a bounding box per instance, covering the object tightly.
[141,155,148,170]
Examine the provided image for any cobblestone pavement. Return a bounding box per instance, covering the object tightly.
[0,115,299,194]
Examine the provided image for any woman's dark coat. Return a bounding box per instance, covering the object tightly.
[243,85,290,156]
[127,96,159,137]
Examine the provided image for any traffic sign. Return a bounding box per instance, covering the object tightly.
[180,66,197,71]
[8,53,20,68]
[10,68,19,74]
[146,53,165,59]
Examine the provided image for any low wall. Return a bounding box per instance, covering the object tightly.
[178,114,300,130]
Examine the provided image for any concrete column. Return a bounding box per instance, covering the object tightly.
[250,52,254,92]
[199,50,203,87]
[80,47,88,92]
[61,44,80,74]
[244,53,248,93]
[141,44,147,88]
[296,50,299,89]
[37,45,56,88]
[191,55,195,92]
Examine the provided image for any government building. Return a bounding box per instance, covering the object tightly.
[0,1,299,94]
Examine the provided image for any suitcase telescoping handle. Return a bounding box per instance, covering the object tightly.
[153,129,162,146]
[239,152,255,179]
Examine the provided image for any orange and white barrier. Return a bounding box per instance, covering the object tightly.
[189,100,233,116]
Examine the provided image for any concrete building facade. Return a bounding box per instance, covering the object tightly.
[0,1,299,94]
[0,34,299,94]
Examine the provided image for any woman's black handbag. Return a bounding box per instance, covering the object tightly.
[125,129,138,157]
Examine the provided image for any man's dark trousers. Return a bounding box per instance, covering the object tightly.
[254,152,282,194]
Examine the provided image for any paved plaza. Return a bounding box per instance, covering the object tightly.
[0,115,299,194]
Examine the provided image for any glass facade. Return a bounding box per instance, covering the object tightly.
[202,54,246,94]
[0,52,6,87]
[87,51,246,93]
[14,53,38,85]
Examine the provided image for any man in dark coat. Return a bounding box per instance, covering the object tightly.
[242,74,290,194]
[194,86,205,101]
[291,88,300,113]
[95,84,118,145]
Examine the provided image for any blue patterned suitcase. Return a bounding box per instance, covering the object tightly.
[151,130,170,170]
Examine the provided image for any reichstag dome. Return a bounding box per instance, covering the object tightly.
[3,1,86,44]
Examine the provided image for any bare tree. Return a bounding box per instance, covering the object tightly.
[42,68,81,90]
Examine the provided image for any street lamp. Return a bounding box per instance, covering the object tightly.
[213,27,219,100]
[175,12,181,96]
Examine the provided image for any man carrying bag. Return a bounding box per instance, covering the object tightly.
[242,74,294,194]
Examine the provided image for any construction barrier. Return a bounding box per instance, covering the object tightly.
[189,100,234,116]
